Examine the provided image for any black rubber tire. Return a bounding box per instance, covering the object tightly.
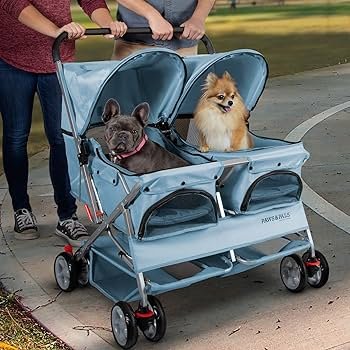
[280,254,307,293]
[140,295,167,342]
[77,257,89,287]
[111,301,138,349]
[302,250,329,288]
[54,252,78,292]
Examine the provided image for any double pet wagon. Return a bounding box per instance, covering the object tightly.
[53,29,329,349]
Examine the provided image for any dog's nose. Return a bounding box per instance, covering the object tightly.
[228,100,233,106]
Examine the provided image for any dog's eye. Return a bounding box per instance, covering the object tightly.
[131,130,137,135]
[231,95,235,99]
[217,95,225,100]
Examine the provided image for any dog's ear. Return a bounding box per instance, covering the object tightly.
[205,72,218,88]
[102,98,120,124]
[222,71,234,82]
[131,102,150,126]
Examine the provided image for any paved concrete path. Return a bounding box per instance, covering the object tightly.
[1,63,350,350]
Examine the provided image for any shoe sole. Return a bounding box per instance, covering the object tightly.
[55,229,88,247]
[14,230,39,240]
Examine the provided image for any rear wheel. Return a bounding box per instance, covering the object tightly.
[111,301,138,349]
[280,254,307,293]
[302,250,329,288]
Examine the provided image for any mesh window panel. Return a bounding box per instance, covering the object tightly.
[241,171,302,212]
[139,191,217,240]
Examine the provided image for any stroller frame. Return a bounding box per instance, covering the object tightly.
[52,29,328,349]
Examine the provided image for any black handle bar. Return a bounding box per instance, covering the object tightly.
[52,27,215,62]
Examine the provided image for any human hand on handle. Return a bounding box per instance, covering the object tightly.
[55,21,127,40]
[104,21,128,39]
[148,13,173,40]
[56,22,86,39]
[180,16,205,41]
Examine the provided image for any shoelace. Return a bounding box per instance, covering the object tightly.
[15,209,37,230]
[61,219,88,239]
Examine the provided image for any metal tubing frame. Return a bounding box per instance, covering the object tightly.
[75,182,142,261]
[216,191,225,218]
[117,172,131,194]
[235,229,313,266]
[106,227,133,269]
[53,28,215,224]
[90,176,103,215]
[217,159,251,263]
[229,250,236,262]
[52,28,215,63]
[52,28,235,305]
[55,61,101,223]
[123,208,135,237]
[305,228,316,257]
[136,272,148,307]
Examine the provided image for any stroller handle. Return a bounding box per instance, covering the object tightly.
[52,27,215,62]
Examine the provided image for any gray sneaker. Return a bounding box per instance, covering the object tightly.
[55,216,90,247]
[14,208,39,240]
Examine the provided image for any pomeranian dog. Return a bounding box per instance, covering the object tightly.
[194,71,253,152]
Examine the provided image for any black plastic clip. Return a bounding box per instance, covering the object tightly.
[78,139,90,166]
[156,119,171,136]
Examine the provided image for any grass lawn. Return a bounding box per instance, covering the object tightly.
[1,1,350,174]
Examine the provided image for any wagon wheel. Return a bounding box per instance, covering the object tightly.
[111,301,138,349]
[302,250,329,288]
[280,254,307,293]
[138,296,167,342]
[54,252,78,292]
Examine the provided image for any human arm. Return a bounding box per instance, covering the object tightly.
[116,0,173,40]
[19,6,85,39]
[90,8,127,38]
[181,0,216,40]
[0,1,85,39]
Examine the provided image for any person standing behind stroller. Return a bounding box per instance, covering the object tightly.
[112,0,215,137]
[0,1,127,245]
[112,0,215,58]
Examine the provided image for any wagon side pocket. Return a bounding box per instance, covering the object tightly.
[240,170,302,213]
[138,190,218,241]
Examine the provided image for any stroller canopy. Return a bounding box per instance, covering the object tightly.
[176,49,268,121]
[60,48,268,135]
[61,49,187,135]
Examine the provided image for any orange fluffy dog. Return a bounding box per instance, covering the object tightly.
[194,71,253,152]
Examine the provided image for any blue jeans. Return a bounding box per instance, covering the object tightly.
[0,59,77,221]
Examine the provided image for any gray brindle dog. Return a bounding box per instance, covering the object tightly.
[102,98,188,174]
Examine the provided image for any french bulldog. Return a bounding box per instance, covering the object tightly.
[102,98,188,174]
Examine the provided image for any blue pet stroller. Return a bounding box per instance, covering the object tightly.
[53,29,329,349]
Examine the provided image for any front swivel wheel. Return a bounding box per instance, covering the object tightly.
[302,250,329,288]
[138,295,167,342]
[111,301,138,349]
